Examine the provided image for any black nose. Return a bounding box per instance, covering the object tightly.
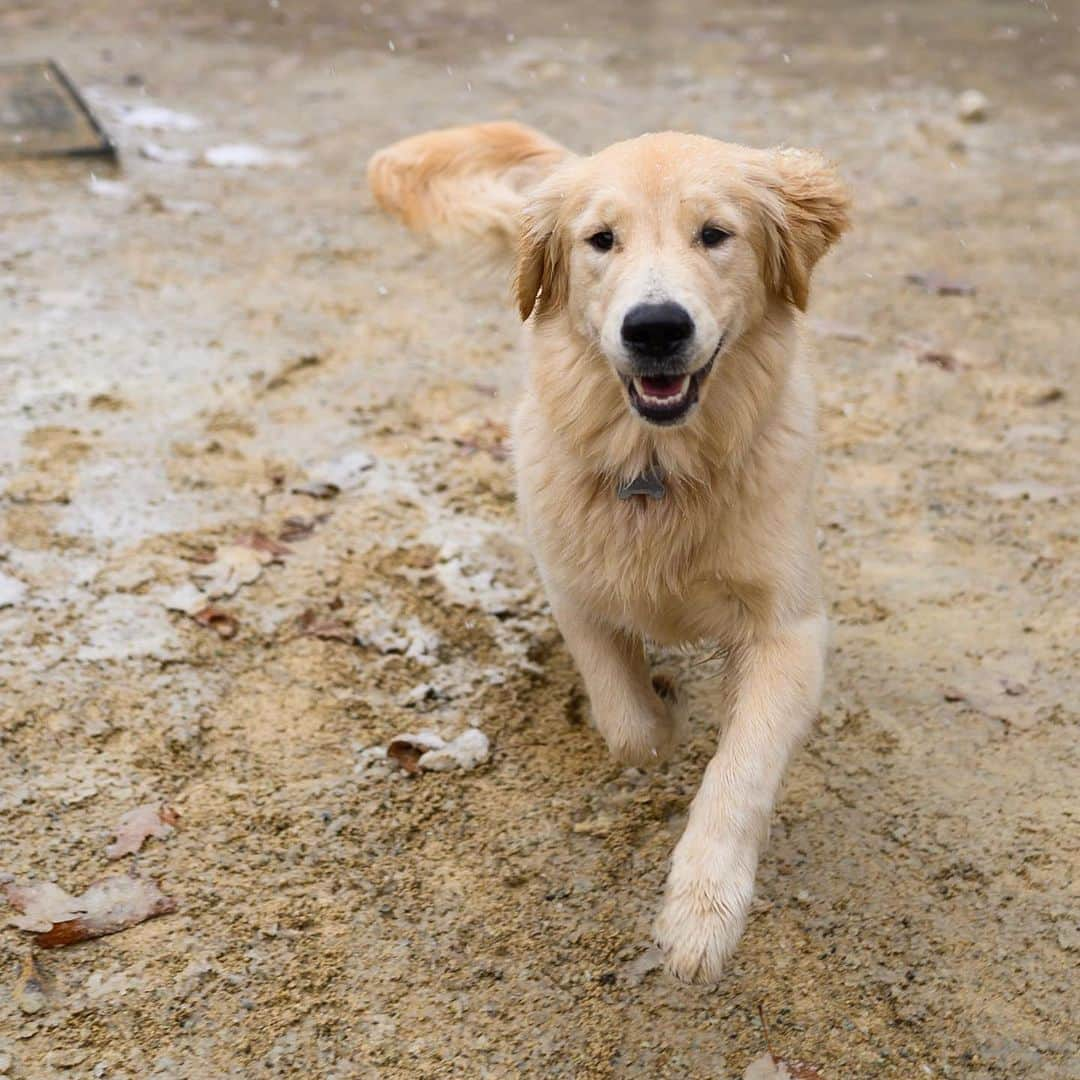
[621,302,694,357]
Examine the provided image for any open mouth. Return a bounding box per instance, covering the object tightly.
[624,358,715,426]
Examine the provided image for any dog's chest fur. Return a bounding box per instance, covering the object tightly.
[515,427,771,644]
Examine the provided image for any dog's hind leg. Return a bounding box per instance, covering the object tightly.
[654,610,828,983]
[548,591,680,769]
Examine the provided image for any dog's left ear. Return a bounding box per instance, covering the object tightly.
[757,149,851,312]
[515,179,571,321]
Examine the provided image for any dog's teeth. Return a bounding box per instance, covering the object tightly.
[633,375,691,406]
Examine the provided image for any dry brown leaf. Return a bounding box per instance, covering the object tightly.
[296,609,354,643]
[233,530,292,559]
[278,513,330,542]
[193,605,238,638]
[292,481,340,499]
[386,738,424,774]
[918,349,958,371]
[905,270,976,296]
[105,803,179,860]
[746,1005,826,1080]
[265,352,321,391]
[744,1054,825,1079]
[4,881,82,932]
[5,876,177,948]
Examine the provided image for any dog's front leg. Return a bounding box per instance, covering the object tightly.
[654,611,827,983]
[548,591,680,768]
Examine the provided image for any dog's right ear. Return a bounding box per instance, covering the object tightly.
[515,180,570,321]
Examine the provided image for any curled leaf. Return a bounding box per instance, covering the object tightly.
[744,1054,825,1079]
[905,270,976,296]
[5,876,177,948]
[291,481,340,500]
[233,530,292,559]
[105,803,179,860]
[193,606,238,638]
[278,513,330,542]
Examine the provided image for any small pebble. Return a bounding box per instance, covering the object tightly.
[956,89,989,122]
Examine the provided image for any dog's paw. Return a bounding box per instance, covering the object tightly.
[605,717,678,769]
[653,843,755,984]
[597,672,686,768]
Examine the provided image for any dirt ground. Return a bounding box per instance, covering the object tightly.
[1,1,1077,1077]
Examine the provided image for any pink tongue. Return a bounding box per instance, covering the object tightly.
[639,375,684,398]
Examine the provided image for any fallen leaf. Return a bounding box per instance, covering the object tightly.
[105,803,179,860]
[918,349,958,371]
[905,270,976,296]
[747,1005,826,1079]
[386,734,438,774]
[1029,386,1064,405]
[278,513,330,542]
[744,1053,825,1079]
[13,952,48,1015]
[5,876,177,948]
[233,530,292,559]
[265,353,321,391]
[4,882,83,932]
[193,606,239,638]
[296,609,354,643]
[192,544,271,598]
[291,481,340,500]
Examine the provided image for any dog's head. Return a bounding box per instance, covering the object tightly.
[515,133,850,427]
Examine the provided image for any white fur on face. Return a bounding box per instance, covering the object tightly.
[566,192,761,384]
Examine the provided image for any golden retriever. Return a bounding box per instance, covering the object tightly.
[368,122,850,983]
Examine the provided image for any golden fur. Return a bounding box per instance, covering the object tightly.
[368,122,850,983]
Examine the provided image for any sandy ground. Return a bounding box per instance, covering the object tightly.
[1,1,1077,1077]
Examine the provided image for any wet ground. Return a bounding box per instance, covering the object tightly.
[0,1,1077,1077]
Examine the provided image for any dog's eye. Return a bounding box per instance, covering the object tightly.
[700,226,731,248]
[587,230,614,252]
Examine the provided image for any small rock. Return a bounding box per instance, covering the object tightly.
[0,1050,11,1074]
[44,1049,89,1070]
[956,89,990,123]
[418,728,490,771]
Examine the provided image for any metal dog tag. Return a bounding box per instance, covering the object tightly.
[617,469,666,501]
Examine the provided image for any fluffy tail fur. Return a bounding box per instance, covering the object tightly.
[367,121,569,254]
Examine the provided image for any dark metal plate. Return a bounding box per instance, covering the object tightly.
[0,59,116,160]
